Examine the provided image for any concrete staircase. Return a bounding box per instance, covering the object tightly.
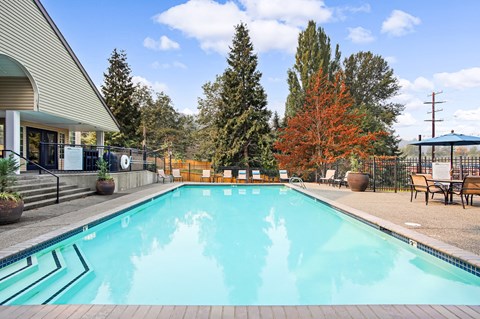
[12,174,96,211]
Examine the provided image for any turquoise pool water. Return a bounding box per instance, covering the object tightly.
[1,185,480,305]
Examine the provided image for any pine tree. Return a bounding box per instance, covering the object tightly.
[343,51,404,155]
[195,75,224,161]
[213,23,271,168]
[285,21,341,118]
[101,49,142,147]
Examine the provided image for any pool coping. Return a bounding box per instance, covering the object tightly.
[1,182,480,277]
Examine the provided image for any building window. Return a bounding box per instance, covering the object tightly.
[20,126,24,156]
[0,124,4,147]
[59,133,65,159]
[69,131,76,145]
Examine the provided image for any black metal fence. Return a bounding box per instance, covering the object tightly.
[31,143,159,174]
[333,156,480,192]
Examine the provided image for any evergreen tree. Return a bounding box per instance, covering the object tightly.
[343,51,404,155]
[214,23,271,168]
[101,49,142,147]
[195,75,224,161]
[285,21,341,118]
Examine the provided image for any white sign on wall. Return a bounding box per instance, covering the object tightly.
[64,146,83,170]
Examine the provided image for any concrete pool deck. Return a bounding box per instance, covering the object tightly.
[0,182,479,318]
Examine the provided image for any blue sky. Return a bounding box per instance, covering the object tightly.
[41,0,480,141]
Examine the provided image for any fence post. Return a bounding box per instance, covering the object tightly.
[394,157,398,193]
[189,163,191,182]
[372,157,376,192]
[129,149,132,171]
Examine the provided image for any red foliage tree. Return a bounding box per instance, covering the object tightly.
[274,69,382,177]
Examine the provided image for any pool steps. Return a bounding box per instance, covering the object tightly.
[0,245,93,305]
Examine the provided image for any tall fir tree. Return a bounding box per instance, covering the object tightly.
[195,75,224,161]
[285,20,341,118]
[343,51,404,155]
[214,23,271,168]
[101,49,142,147]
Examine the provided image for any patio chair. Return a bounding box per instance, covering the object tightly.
[222,169,233,182]
[336,171,351,188]
[452,176,480,209]
[319,169,336,185]
[172,169,183,182]
[201,169,211,182]
[251,170,263,183]
[279,170,289,182]
[157,169,172,183]
[236,170,248,183]
[409,174,447,205]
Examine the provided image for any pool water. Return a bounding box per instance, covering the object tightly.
[1,185,480,305]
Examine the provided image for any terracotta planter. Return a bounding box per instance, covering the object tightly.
[96,180,115,195]
[0,199,24,224]
[347,172,369,192]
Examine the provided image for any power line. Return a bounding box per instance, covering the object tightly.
[424,91,445,160]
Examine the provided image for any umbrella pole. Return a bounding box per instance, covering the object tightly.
[450,143,454,179]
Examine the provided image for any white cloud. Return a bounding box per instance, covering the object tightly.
[240,0,332,26]
[434,67,480,89]
[154,0,335,54]
[384,56,397,64]
[395,112,417,127]
[132,75,168,93]
[143,36,180,51]
[181,107,197,115]
[151,61,187,70]
[398,77,434,92]
[453,108,480,121]
[335,4,370,20]
[381,10,421,37]
[347,27,374,44]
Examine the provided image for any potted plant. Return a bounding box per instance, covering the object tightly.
[0,154,24,224]
[346,155,369,192]
[96,158,115,195]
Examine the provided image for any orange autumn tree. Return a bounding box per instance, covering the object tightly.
[274,69,382,178]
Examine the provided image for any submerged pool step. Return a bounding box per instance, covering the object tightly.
[0,250,66,305]
[0,245,94,305]
[0,256,38,291]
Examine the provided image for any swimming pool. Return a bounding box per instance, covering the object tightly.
[1,185,480,305]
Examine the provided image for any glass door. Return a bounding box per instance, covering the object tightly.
[26,128,57,170]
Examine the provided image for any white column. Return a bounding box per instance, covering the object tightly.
[96,131,105,146]
[5,110,21,174]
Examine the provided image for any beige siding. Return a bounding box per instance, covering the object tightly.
[0,0,119,132]
[0,77,34,110]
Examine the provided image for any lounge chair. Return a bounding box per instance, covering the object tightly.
[201,170,211,182]
[409,174,447,205]
[222,170,233,182]
[279,170,289,182]
[172,169,183,182]
[236,170,248,183]
[251,170,263,183]
[157,169,172,183]
[334,171,351,188]
[319,169,336,185]
[452,176,480,209]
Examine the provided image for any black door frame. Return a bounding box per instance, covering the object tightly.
[26,127,58,170]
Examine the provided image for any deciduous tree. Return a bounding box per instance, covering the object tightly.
[285,21,341,119]
[275,69,380,179]
[343,51,404,155]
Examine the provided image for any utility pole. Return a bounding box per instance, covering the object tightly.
[424,91,445,161]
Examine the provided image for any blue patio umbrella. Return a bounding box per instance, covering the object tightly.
[410,130,480,172]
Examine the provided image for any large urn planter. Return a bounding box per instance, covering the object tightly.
[0,199,24,224]
[347,172,369,192]
[96,180,115,195]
